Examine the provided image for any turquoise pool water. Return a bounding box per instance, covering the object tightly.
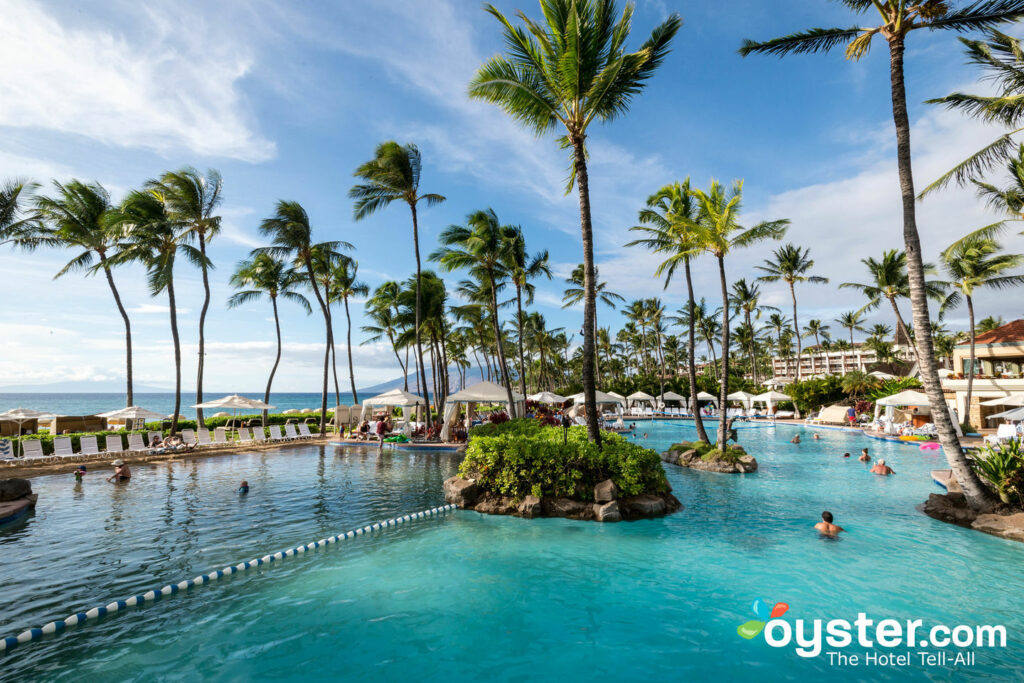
[2,422,1023,681]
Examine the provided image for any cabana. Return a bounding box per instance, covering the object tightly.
[726,391,756,412]
[606,391,627,406]
[626,391,656,414]
[440,381,525,441]
[0,408,58,456]
[872,389,962,437]
[567,390,624,418]
[751,391,791,415]
[359,389,426,435]
[194,394,275,427]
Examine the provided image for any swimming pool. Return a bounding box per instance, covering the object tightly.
[2,423,1023,681]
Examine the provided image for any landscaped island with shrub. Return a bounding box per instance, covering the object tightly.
[443,419,681,522]
[661,440,758,474]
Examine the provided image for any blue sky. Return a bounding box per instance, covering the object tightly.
[2,0,1022,392]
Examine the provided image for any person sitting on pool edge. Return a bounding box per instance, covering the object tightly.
[107,459,131,483]
[815,511,844,536]
[858,448,871,462]
[870,459,895,476]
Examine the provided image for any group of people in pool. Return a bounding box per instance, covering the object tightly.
[790,433,897,477]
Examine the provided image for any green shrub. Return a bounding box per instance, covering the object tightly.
[971,440,1024,505]
[460,423,669,502]
[468,418,545,439]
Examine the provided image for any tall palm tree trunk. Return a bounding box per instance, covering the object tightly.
[388,331,407,391]
[488,276,517,416]
[344,297,358,404]
[304,257,332,434]
[888,37,991,507]
[515,286,529,402]
[331,338,341,407]
[195,234,211,426]
[409,204,432,426]
[264,296,283,427]
[100,256,133,407]
[685,259,710,443]
[789,283,801,383]
[167,276,182,436]
[571,137,600,445]
[965,295,977,430]
[716,257,730,453]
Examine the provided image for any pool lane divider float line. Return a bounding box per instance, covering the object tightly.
[1,503,458,653]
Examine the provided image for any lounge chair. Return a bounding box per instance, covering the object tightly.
[298,423,313,439]
[985,424,1019,446]
[79,435,100,456]
[284,424,300,440]
[127,433,150,453]
[147,431,164,447]
[197,428,212,447]
[0,439,14,462]
[54,437,76,459]
[213,427,229,445]
[252,427,267,443]
[269,425,286,441]
[237,427,252,443]
[21,439,48,461]
[181,429,197,448]
[105,435,123,454]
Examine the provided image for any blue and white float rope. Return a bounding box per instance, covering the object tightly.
[1,503,457,653]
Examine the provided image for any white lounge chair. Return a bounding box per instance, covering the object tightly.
[252,427,267,443]
[0,439,14,462]
[181,429,197,447]
[284,424,300,440]
[54,437,75,459]
[237,427,252,443]
[127,433,149,453]
[21,440,47,461]
[105,435,123,454]
[196,428,212,447]
[298,423,313,439]
[214,427,229,445]
[985,423,1020,446]
[269,425,286,441]
[79,435,100,456]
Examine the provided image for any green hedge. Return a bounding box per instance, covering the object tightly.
[460,419,669,502]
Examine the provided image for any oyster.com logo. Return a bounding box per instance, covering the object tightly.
[737,598,789,640]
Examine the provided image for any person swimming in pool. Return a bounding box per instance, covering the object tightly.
[814,511,844,536]
[791,434,801,444]
[842,452,850,459]
[870,459,895,476]
[238,480,249,494]
[813,433,820,440]
[858,448,871,463]
[106,459,131,483]
[73,464,87,481]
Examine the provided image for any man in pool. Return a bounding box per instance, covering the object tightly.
[870,459,895,476]
[814,511,844,536]
[791,434,801,444]
[858,448,871,462]
[106,459,131,483]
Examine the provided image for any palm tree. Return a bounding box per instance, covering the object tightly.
[328,256,370,404]
[470,0,682,443]
[149,168,222,425]
[562,263,625,383]
[841,370,878,398]
[839,250,946,364]
[626,179,710,442]
[309,245,350,406]
[350,142,445,422]
[977,315,1005,333]
[693,180,788,451]
[228,253,311,425]
[739,0,1024,509]
[501,226,551,401]
[364,281,409,390]
[730,278,779,385]
[431,208,518,413]
[802,319,830,375]
[33,180,135,406]
[835,310,866,373]
[755,243,827,384]
[765,312,792,379]
[258,201,347,434]
[939,235,1024,428]
[110,190,206,435]
[0,179,38,246]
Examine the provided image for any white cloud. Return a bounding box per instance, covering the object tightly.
[129,304,190,315]
[0,0,274,162]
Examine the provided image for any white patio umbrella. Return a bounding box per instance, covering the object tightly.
[0,407,60,457]
[606,391,627,404]
[987,406,1024,421]
[97,405,167,430]
[212,412,231,417]
[980,395,1024,408]
[527,391,567,404]
[626,391,656,409]
[869,370,898,380]
[727,390,756,410]
[193,394,276,424]
[569,390,627,405]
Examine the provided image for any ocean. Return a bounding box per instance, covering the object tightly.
[0,392,358,417]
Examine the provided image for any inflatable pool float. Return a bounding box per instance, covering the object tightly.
[919,442,941,451]
[383,435,409,443]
